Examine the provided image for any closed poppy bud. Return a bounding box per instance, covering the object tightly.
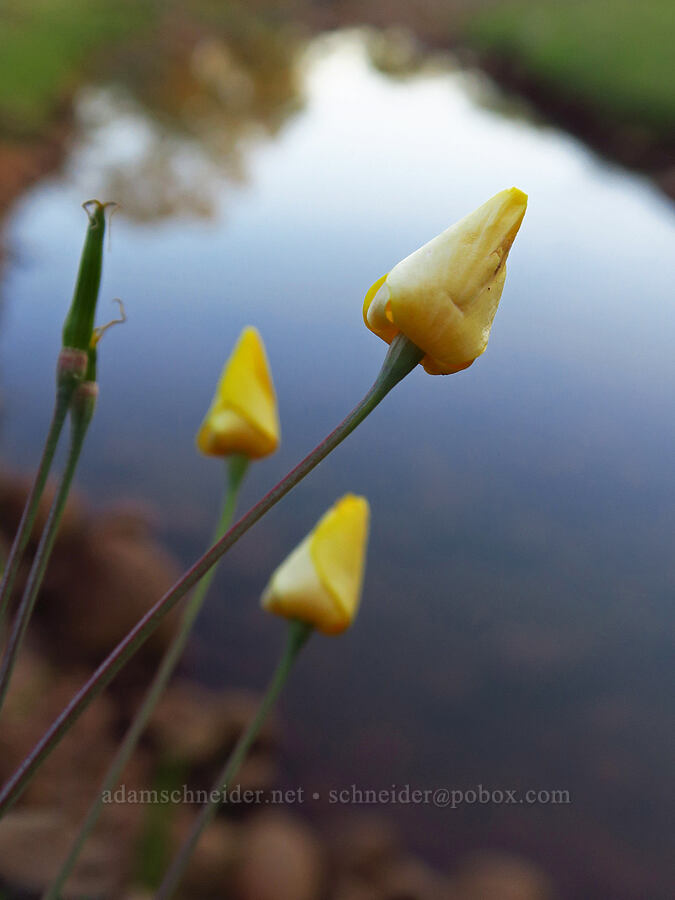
[261,494,370,635]
[197,326,280,459]
[363,187,527,375]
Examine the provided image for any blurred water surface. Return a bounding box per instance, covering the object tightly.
[1,30,673,898]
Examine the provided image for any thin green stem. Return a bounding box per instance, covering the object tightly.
[0,335,423,817]
[42,455,249,900]
[1,197,108,629]
[0,381,75,631]
[156,620,312,899]
[1,196,109,628]
[0,388,93,713]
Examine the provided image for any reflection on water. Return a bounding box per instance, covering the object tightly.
[66,27,302,222]
[1,30,674,899]
[71,87,246,221]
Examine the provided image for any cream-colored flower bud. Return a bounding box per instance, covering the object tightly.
[363,188,527,374]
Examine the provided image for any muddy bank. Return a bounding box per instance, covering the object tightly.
[0,132,68,213]
[468,48,675,202]
[0,115,72,270]
[312,3,675,201]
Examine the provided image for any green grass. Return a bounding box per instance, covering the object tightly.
[2,0,673,140]
[0,0,297,139]
[0,0,152,136]
[463,0,675,136]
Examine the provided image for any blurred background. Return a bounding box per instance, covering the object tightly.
[0,1,673,898]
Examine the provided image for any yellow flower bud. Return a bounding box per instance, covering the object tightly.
[261,495,370,635]
[197,326,280,459]
[363,187,527,375]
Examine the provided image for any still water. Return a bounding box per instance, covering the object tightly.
[1,30,674,898]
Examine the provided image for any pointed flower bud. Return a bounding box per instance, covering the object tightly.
[197,327,280,459]
[363,187,527,375]
[62,200,112,353]
[261,495,370,635]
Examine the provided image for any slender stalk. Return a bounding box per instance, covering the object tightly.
[157,620,312,899]
[0,379,76,631]
[0,198,108,629]
[0,382,95,713]
[42,455,249,900]
[0,335,423,817]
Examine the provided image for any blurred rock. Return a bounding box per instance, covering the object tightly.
[149,680,231,764]
[0,468,87,612]
[171,815,239,898]
[452,852,555,900]
[0,644,52,722]
[90,500,162,541]
[37,508,182,668]
[233,811,324,900]
[0,809,122,899]
[148,681,277,792]
[379,857,455,900]
[329,814,400,881]
[0,465,182,672]
[331,879,384,900]
[0,469,87,547]
[0,649,151,828]
[0,653,115,807]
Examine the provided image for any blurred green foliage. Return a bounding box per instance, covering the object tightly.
[0,0,152,136]
[1,0,672,141]
[0,0,299,141]
[464,0,675,135]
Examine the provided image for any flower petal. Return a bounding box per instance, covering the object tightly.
[197,326,280,458]
[261,534,346,633]
[310,494,370,632]
[261,495,370,635]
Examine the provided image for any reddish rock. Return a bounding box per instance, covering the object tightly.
[37,509,182,667]
[233,811,324,900]
[0,809,123,899]
[0,468,86,547]
[379,857,455,900]
[331,878,384,900]
[329,814,400,881]
[0,650,151,830]
[148,681,278,793]
[171,816,239,898]
[452,852,555,900]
